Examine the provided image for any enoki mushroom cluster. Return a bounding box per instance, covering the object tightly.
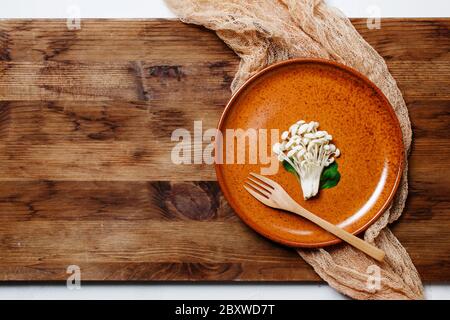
[273,120,341,200]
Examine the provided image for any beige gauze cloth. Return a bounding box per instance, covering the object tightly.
[165,0,424,299]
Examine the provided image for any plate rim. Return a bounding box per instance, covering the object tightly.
[214,58,405,248]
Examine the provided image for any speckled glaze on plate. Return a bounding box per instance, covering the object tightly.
[215,58,404,248]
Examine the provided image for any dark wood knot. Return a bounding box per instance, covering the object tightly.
[168,183,214,220]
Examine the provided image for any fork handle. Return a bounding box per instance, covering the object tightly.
[290,203,385,262]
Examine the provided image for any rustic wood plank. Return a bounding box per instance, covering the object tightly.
[0,220,303,263]
[0,101,219,181]
[0,262,321,281]
[351,19,450,61]
[0,61,238,102]
[0,181,237,222]
[389,61,450,101]
[0,20,236,63]
[0,19,448,282]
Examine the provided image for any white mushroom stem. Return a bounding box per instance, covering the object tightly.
[273,120,340,200]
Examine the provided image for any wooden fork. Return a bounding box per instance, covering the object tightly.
[244,172,385,262]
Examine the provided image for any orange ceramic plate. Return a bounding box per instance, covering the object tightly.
[215,58,404,248]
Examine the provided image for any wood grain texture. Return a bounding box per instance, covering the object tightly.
[0,19,449,282]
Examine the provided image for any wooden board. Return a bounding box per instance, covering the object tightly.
[0,19,449,282]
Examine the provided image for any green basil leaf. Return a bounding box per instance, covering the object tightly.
[320,171,341,189]
[320,162,338,181]
[282,160,298,176]
[320,162,341,190]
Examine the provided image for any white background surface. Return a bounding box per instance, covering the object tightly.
[1,0,450,18]
[0,0,449,300]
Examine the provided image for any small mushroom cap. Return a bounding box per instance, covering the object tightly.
[304,133,317,139]
[272,143,281,154]
[289,124,299,135]
[335,148,341,157]
[315,131,326,138]
[311,138,327,145]
[298,123,309,135]
[285,138,295,149]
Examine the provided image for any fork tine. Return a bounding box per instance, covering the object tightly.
[244,185,272,206]
[249,172,276,188]
[245,181,271,197]
[247,177,273,193]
